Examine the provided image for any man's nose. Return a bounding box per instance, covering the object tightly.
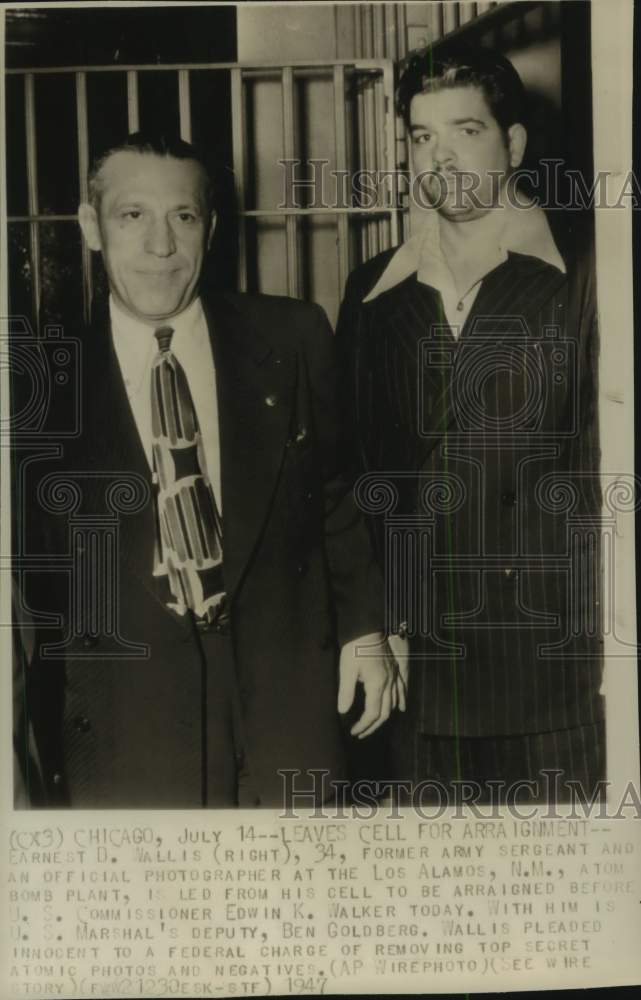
[432,138,455,170]
[144,217,176,256]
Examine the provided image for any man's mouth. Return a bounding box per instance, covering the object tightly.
[136,269,181,277]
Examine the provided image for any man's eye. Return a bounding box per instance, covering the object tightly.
[460,128,480,136]
[176,212,197,223]
[121,210,142,220]
[412,133,432,145]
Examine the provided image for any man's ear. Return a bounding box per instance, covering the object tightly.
[206,211,217,250]
[78,203,102,252]
[507,123,527,169]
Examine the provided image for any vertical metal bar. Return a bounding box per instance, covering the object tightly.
[363,74,379,258]
[333,66,349,294]
[429,3,445,41]
[396,3,408,59]
[362,4,374,58]
[281,67,299,298]
[372,11,387,254]
[459,3,477,24]
[126,70,139,132]
[178,69,192,143]
[355,73,368,261]
[374,71,387,249]
[373,3,385,58]
[384,4,398,61]
[383,62,400,249]
[75,71,93,324]
[354,5,363,58]
[231,68,247,292]
[443,3,459,35]
[24,74,41,325]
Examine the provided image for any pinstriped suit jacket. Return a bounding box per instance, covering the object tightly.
[336,233,604,739]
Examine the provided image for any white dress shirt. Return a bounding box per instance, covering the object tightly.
[364,199,566,335]
[110,295,222,511]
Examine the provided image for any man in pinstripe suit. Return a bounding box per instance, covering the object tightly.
[337,48,604,804]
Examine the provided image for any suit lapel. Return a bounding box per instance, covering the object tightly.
[361,276,454,472]
[460,252,567,339]
[82,294,296,614]
[203,292,297,601]
[78,303,166,613]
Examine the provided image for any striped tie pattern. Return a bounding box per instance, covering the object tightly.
[150,325,226,622]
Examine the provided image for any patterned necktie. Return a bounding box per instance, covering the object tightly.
[150,324,226,623]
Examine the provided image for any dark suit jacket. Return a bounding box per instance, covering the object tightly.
[14,289,384,807]
[336,234,604,740]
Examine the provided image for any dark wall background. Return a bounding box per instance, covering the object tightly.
[5,6,237,68]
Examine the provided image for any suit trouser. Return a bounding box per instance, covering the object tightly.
[196,628,260,808]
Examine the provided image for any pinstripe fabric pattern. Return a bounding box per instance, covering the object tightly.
[337,241,604,761]
[150,325,226,621]
[412,721,605,803]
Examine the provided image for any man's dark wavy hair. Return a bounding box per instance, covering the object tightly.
[87,130,214,209]
[396,45,529,133]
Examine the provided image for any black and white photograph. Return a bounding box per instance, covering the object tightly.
[2,0,640,995]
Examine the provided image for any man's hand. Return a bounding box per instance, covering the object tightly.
[387,631,409,712]
[338,632,408,738]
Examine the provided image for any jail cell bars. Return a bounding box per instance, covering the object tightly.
[6,60,400,330]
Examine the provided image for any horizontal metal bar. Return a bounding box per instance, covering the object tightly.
[242,207,396,217]
[7,215,78,222]
[7,59,392,76]
[8,207,399,224]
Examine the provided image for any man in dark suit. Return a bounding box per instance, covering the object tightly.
[337,48,604,803]
[14,131,402,809]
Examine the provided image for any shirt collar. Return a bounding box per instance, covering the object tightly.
[110,296,205,394]
[363,199,566,303]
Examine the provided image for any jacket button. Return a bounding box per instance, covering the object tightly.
[82,634,99,648]
[52,772,62,785]
[74,716,92,734]
[501,491,517,506]
[297,562,309,576]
